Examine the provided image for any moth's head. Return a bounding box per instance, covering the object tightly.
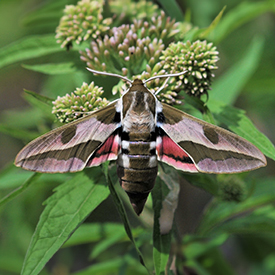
[132,79,144,86]
[127,78,151,95]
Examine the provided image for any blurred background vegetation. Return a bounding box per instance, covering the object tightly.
[0,0,275,274]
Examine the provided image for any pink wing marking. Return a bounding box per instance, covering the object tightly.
[156,135,198,173]
[86,133,120,167]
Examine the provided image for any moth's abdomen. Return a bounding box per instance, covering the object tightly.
[116,139,158,215]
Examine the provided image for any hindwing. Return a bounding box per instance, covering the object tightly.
[158,103,266,173]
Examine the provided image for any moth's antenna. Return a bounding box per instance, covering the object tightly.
[144,71,188,84]
[87,68,133,84]
[155,77,170,95]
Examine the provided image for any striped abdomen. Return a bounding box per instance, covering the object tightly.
[116,132,158,215]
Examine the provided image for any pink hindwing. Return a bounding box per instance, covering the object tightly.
[86,131,120,167]
[156,130,198,172]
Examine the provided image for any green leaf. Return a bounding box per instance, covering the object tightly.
[184,260,212,275]
[24,89,54,105]
[0,165,33,189]
[71,258,127,275]
[213,103,275,161]
[152,177,172,275]
[183,234,228,259]
[0,173,41,208]
[183,235,236,275]
[22,1,65,28]
[0,35,63,69]
[211,205,275,235]
[183,94,216,124]
[21,169,110,275]
[91,229,127,259]
[197,178,275,236]
[182,6,226,42]
[181,173,219,196]
[157,0,184,21]
[72,256,147,275]
[210,1,275,43]
[22,62,77,75]
[0,108,48,130]
[209,37,265,106]
[23,91,53,116]
[0,164,69,190]
[65,223,144,263]
[198,6,227,39]
[64,223,126,247]
[0,124,38,141]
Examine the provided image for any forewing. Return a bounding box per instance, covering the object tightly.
[159,103,267,173]
[15,102,120,173]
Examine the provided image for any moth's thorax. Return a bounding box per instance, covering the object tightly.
[122,80,156,135]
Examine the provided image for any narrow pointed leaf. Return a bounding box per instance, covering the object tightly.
[104,165,149,273]
[157,0,184,21]
[0,173,41,207]
[152,176,173,275]
[211,205,275,235]
[213,103,275,161]
[22,1,65,27]
[210,1,275,43]
[198,6,226,39]
[0,35,63,69]
[209,37,264,106]
[22,62,77,75]
[0,124,38,141]
[24,89,54,105]
[72,256,146,275]
[63,223,126,247]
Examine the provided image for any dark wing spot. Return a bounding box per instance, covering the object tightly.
[61,125,77,144]
[203,125,219,144]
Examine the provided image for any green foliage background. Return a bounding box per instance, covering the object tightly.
[0,0,275,274]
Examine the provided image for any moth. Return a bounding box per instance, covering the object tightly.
[15,69,267,215]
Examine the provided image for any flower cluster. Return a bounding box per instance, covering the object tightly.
[80,11,179,77]
[160,40,219,97]
[55,0,112,48]
[52,82,109,123]
[219,176,247,202]
[54,0,220,114]
[128,40,219,104]
[109,0,160,23]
